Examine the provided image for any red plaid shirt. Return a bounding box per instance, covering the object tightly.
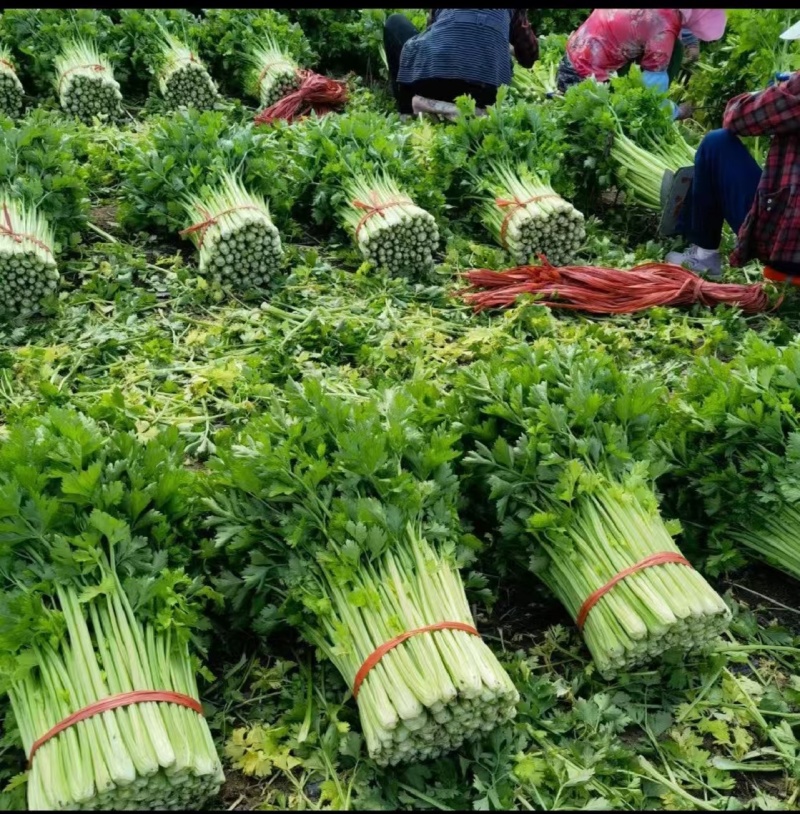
[724,73,800,268]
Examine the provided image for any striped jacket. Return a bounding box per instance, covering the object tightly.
[397,9,538,88]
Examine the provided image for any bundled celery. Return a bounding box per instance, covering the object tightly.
[454,340,730,678]
[663,335,800,583]
[342,173,439,277]
[482,162,585,267]
[610,115,697,210]
[206,381,518,766]
[54,39,122,124]
[0,46,23,118]
[0,197,59,315]
[0,409,224,810]
[182,172,283,291]
[249,37,300,108]
[158,34,219,111]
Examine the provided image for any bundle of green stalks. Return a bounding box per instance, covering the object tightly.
[542,483,731,677]
[0,409,225,811]
[729,504,800,581]
[182,172,283,291]
[158,34,219,111]
[610,125,696,210]
[15,579,225,810]
[342,173,439,277]
[206,383,519,767]
[482,162,585,266]
[54,39,123,124]
[0,197,59,315]
[249,37,300,108]
[512,59,558,100]
[0,45,24,117]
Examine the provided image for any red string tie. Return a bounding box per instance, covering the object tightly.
[495,195,561,247]
[179,204,265,248]
[352,191,413,241]
[27,690,204,768]
[353,621,480,699]
[0,204,54,256]
[58,63,107,94]
[576,552,691,631]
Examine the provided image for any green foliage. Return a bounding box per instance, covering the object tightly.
[0,9,125,99]
[194,9,313,98]
[114,8,203,99]
[685,9,800,128]
[528,8,589,36]
[0,109,92,250]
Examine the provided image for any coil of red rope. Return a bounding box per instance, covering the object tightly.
[254,70,347,126]
[459,256,779,316]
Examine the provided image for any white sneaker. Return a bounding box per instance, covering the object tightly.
[665,245,722,278]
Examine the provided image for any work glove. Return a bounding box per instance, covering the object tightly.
[767,72,792,87]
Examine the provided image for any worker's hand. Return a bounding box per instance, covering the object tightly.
[674,102,695,121]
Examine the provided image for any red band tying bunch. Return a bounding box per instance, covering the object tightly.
[58,63,106,95]
[495,195,560,247]
[27,690,204,768]
[576,552,691,631]
[253,70,347,126]
[352,192,413,241]
[257,61,297,87]
[0,204,53,256]
[353,621,480,699]
[179,204,264,248]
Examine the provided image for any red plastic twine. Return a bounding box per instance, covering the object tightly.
[495,195,560,247]
[460,257,777,315]
[58,63,106,94]
[0,203,53,256]
[576,552,691,631]
[352,192,413,241]
[27,690,204,768]
[179,204,264,248]
[254,70,347,126]
[353,621,480,700]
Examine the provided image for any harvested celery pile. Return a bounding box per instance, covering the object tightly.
[181,172,283,291]
[342,173,439,278]
[54,39,123,124]
[158,34,219,111]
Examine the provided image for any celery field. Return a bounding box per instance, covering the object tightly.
[0,8,798,812]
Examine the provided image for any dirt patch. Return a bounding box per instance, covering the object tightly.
[90,204,121,234]
[724,563,800,636]
[217,770,267,811]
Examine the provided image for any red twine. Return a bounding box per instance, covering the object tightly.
[495,195,561,247]
[0,203,53,256]
[27,690,204,768]
[58,63,106,95]
[352,191,413,240]
[353,621,480,699]
[179,204,264,248]
[576,552,691,631]
[254,69,347,126]
[459,256,777,315]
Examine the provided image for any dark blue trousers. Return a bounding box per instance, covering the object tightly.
[678,128,800,275]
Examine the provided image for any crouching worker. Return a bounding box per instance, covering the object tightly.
[383,9,538,117]
[557,9,726,120]
[664,21,800,281]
